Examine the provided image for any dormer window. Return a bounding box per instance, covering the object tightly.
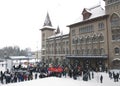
[82,8,92,20]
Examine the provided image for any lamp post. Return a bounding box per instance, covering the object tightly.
[4,52,7,71]
[54,32,57,65]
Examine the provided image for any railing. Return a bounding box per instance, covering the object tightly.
[66,54,108,58]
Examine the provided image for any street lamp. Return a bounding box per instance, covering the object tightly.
[4,52,8,71]
[54,32,57,65]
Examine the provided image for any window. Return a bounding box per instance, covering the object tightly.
[42,33,45,41]
[108,0,119,4]
[63,48,65,54]
[66,48,69,54]
[100,48,105,55]
[98,22,104,30]
[42,44,45,48]
[52,43,54,47]
[42,51,45,55]
[79,50,82,55]
[59,43,61,46]
[79,25,94,33]
[72,50,74,54]
[72,29,75,35]
[76,49,79,55]
[72,38,75,44]
[98,35,104,42]
[63,41,65,45]
[82,49,84,55]
[111,14,120,40]
[86,36,90,43]
[93,48,97,55]
[86,49,90,55]
[112,35,116,40]
[75,37,78,44]
[78,38,81,43]
[92,35,97,43]
[58,48,60,54]
[115,47,119,54]
[111,13,120,28]
[66,41,69,45]
[72,49,75,54]
[80,38,84,44]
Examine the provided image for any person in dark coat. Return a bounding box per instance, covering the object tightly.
[88,72,91,80]
[0,71,4,84]
[35,73,37,79]
[108,71,112,79]
[92,72,94,79]
[69,69,73,78]
[116,73,119,82]
[100,75,103,83]
[14,74,17,83]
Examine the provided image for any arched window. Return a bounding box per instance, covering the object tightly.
[82,49,84,55]
[84,49,87,55]
[111,13,120,27]
[93,48,97,55]
[49,58,52,63]
[78,38,81,43]
[80,37,84,44]
[92,35,97,43]
[63,48,65,54]
[98,34,104,42]
[72,38,75,44]
[111,14,120,40]
[86,36,90,43]
[86,49,90,55]
[58,48,60,54]
[100,48,105,55]
[75,37,78,44]
[79,49,81,55]
[66,48,69,54]
[55,58,59,65]
[114,47,119,54]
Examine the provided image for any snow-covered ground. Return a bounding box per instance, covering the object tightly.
[0,62,120,86]
[0,73,120,86]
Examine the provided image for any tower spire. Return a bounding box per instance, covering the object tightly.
[43,12,52,26]
[56,26,60,34]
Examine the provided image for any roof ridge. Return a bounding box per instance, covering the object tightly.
[88,4,101,10]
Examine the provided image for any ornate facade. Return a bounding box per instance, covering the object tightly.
[40,0,120,69]
[40,12,70,66]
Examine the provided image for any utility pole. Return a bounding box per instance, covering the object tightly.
[36,41,39,62]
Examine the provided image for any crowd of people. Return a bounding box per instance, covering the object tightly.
[0,62,120,84]
[108,71,120,82]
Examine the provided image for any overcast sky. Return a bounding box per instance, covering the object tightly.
[0,0,105,51]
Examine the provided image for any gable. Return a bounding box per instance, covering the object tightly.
[82,8,92,20]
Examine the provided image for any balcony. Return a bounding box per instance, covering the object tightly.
[66,54,108,59]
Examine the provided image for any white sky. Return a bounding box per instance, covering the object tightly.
[0,0,105,51]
